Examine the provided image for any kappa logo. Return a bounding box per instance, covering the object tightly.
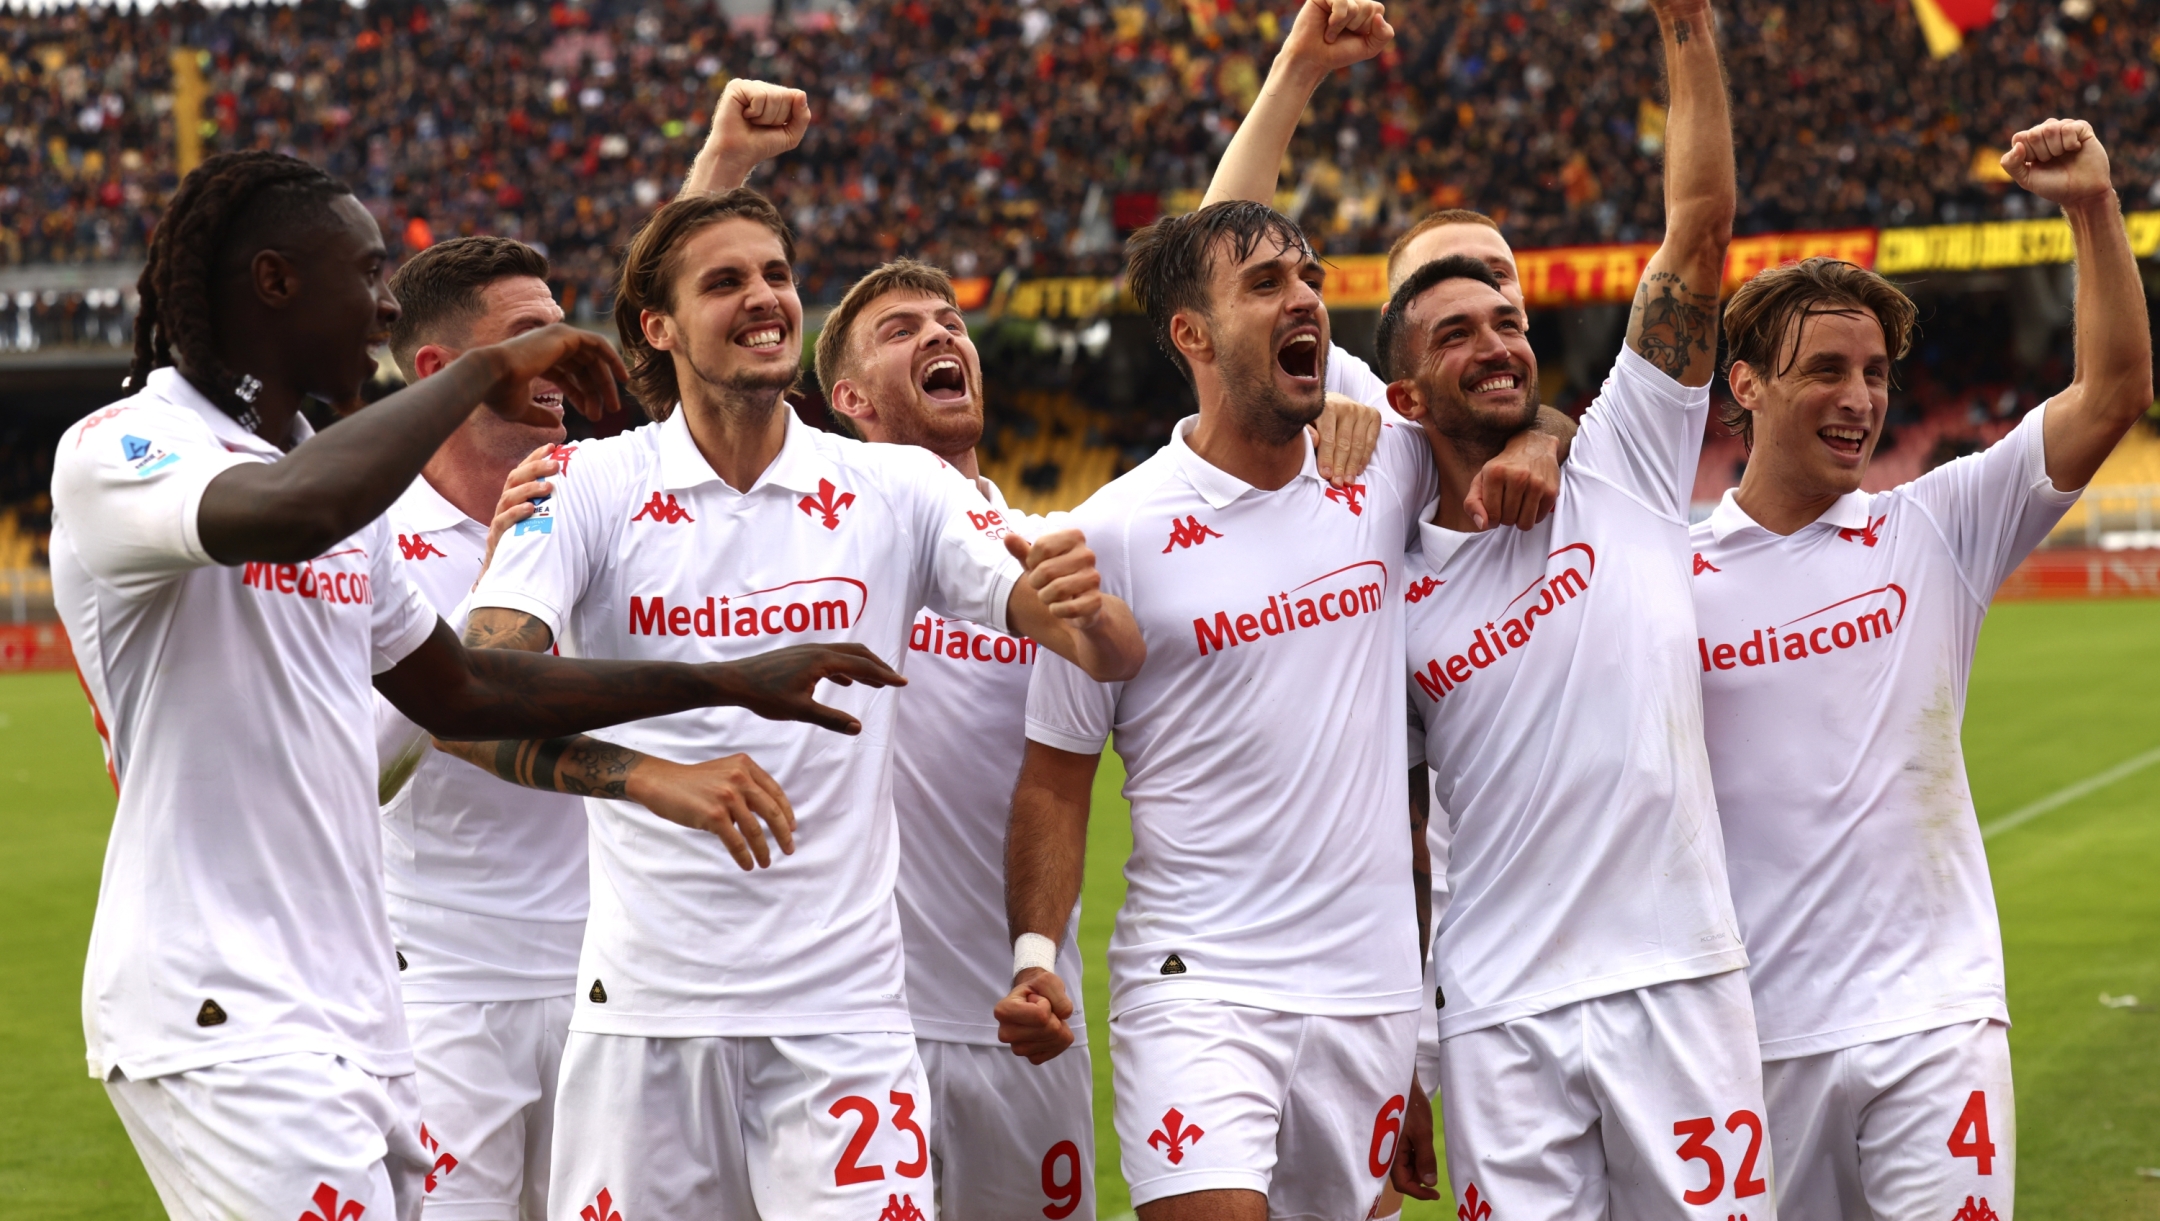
[1952,1199,2001,1221]
[876,1195,928,1221]
[1146,1107,1204,1164]
[1405,575,1443,603]
[578,1188,623,1221]
[1693,552,1721,575]
[1836,514,1887,547]
[1324,482,1367,516]
[1456,1182,1492,1221]
[299,1182,365,1221]
[418,1124,459,1194]
[631,492,696,524]
[398,534,448,561]
[1162,515,1224,553]
[799,478,857,529]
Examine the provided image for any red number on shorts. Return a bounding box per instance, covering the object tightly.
[1948,1090,1997,1175]
[1368,1095,1407,1178]
[1672,1117,1726,1205]
[1041,1139,1082,1220]
[1725,1110,1767,1198]
[889,1091,928,1179]
[829,1095,886,1186]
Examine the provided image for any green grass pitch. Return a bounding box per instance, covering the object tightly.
[0,598,2154,1218]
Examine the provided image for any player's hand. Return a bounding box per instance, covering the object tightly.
[2001,117,2112,208]
[479,323,625,425]
[697,79,812,189]
[1311,391,1381,488]
[1464,429,1560,531]
[1392,1072,1441,1200]
[995,967,1077,1063]
[713,643,906,735]
[625,752,796,870]
[1281,0,1394,75]
[477,444,563,586]
[1006,530,1104,631]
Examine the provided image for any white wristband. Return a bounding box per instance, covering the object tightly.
[1012,933,1058,978]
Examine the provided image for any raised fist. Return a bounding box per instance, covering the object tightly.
[2000,117,2112,208]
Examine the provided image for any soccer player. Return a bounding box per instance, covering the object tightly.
[450,188,1144,1221]
[1692,119,2150,1220]
[1380,1,1762,1214]
[51,151,903,1221]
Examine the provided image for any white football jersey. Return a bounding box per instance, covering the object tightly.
[378,474,588,1003]
[472,407,1022,1037]
[1690,404,2077,1060]
[1326,343,1393,410]
[1027,415,1438,1019]
[891,476,1086,1044]
[52,369,438,1080]
[1406,347,1747,1040]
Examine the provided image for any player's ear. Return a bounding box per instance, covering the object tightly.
[641,308,677,353]
[413,344,458,381]
[827,378,875,429]
[1386,378,1425,422]
[1728,360,1763,412]
[250,248,302,310]
[1168,308,1214,368]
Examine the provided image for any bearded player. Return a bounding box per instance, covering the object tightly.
[1381,1,1768,1215]
[1691,119,2149,1220]
[443,187,1143,1221]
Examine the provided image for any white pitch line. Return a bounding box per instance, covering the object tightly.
[1980,744,2160,841]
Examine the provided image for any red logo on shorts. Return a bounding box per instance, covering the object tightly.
[1325,482,1367,516]
[631,492,696,524]
[299,1183,365,1221]
[799,479,857,529]
[1953,1199,2001,1221]
[1457,1182,1492,1221]
[417,1124,459,1193]
[876,1195,927,1221]
[579,1188,623,1221]
[1146,1107,1205,1164]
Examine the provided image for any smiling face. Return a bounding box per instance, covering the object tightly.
[643,216,803,408]
[280,194,400,404]
[1392,276,1539,454]
[1390,222,1526,314]
[451,275,569,456]
[1731,309,1891,500]
[832,289,985,456]
[1184,231,1329,445]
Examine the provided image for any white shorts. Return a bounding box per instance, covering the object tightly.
[1437,970,1775,1221]
[105,1051,429,1221]
[407,995,573,1220]
[1111,999,1420,1219]
[919,1037,1095,1221]
[547,1030,935,1221]
[1763,1018,2014,1220]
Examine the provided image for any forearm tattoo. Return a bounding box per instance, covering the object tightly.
[1630,271,1718,380]
[1674,18,1691,44]
[444,733,640,799]
[463,607,553,652]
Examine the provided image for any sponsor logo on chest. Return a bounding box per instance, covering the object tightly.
[239,547,373,606]
[1191,560,1388,657]
[1699,582,1906,672]
[628,576,866,640]
[909,613,1037,665]
[1413,543,1593,701]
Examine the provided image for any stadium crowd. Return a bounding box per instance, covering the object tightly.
[4,0,2157,306]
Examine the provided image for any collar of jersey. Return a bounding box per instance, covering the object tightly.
[393,470,477,535]
[1705,486,1871,543]
[145,367,313,458]
[1412,500,1474,571]
[655,402,827,496]
[1168,414,1321,510]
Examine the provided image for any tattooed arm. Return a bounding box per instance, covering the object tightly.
[1625,0,1734,387]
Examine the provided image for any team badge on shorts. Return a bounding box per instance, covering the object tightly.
[578,1188,623,1221]
[1146,1107,1205,1164]
[299,1182,366,1221]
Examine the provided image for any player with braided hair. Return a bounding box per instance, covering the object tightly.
[52,150,910,1221]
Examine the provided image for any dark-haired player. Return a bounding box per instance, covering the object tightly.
[454,187,1144,1220]
[1692,119,2150,1220]
[1383,3,1766,1213]
[52,151,905,1221]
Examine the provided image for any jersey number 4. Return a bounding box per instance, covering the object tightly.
[1948,1090,1998,1175]
[831,1092,929,1185]
[1672,1110,1768,1206]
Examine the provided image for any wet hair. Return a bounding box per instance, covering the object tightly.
[613,188,797,421]
[813,258,957,438]
[1373,255,1506,382]
[1124,200,1313,387]
[387,236,551,379]
[1386,209,1504,282]
[1719,257,1918,448]
[128,151,354,416]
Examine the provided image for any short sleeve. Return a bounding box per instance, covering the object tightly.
[1025,646,1119,754]
[909,456,1023,634]
[1368,419,1441,535]
[1565,345,1711,522]
[1326,344,1394,409]
[50,409,254,590]
[471,455,604,641]
[1902,402,2081,600]
[366,522,439,674]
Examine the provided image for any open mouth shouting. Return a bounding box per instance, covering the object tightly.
[532,384,566,419]
[1820,425,1868,459]
[1277,328,1322,385]
[919,356,970,404]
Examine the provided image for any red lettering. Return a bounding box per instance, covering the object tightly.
[275,564,297,593]
[630,597,666,635]
[785,603,811,633]
[1194,612,1236,656]
[1810,627,1831,655]
[1832,620,1857,648]
[1446,655,1472,683]
[994,635,1016,663]
[973,634,994,661]
[1235,613,1260,642]
[1415,659,1452,700]
[668,606,691,635]
[762,606,785,634]
[1318,593,1339,621]
[1712,643,1737,670]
